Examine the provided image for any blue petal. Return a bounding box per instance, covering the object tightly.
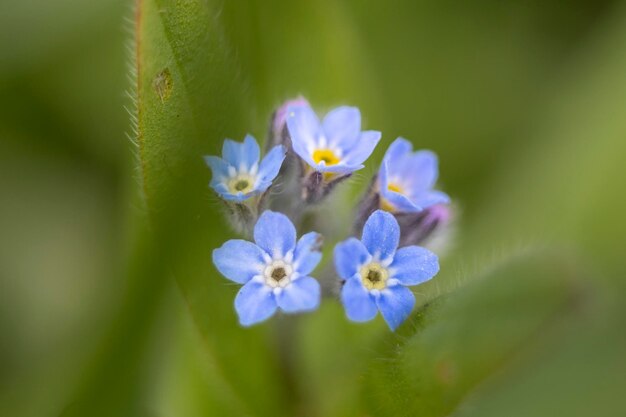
[314,162,361,174]
[380,188,421,212]
[287,105,320,167]
[361,210,400,261]
[333,237,370,280]
[219,191,253,202]
[258,145,286,182]
[222,139,243,167]
[212,182,230,195]
[410,190,450,209]
[401,150,439,193]
[242,134,261,169]
[322,106,361,148]
[376,285,415,331]
[254,211,297,258]
[389,246,439,285]
[234,280,277,326]
[276,276,320,313]
[212,183,256,202]
[204,155,231,187]
[342,130,381,166]
[294,232,323,275]
[255,179,273,194]
[341,277,378,322]
[212,240,266,284]
[222,135,260,170]
[383,137,413,166]
[378,158,391,189]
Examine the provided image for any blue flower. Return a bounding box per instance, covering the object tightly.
[334,210,439,330]
[286,104,381,175]
[204,135,286,202]
[378,137,450,212]
[212,211,322,326]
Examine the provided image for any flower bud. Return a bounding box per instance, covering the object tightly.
[220,192,270,237]
[267,97,310,152]
[301,170,352,204]
[353,175,452,247]
[396,204,451,247]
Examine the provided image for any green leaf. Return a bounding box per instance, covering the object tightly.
[451,291,626,417]
[134,0,290,415]
[361,251,585,417]
[463,6,626,277]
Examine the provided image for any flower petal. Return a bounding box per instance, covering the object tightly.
[254,179,273,194]
[410,190,450,209]
[287,105,320,167]
[402,150,439,193]
[212,182,230,195]
[379,174,421,211]
[204,155,230,185]
[334,237,370,280]
[243,134,261,168]
[378,158,391,190]
[341,277,378,322]
[258,145,286,183]
[254,211,297,258]
[276,276,320,313]
[342,130,381,166]
[212,240,266,284]
[222,139,243,168]
[322,106,361,148]
[222,136,260,170]
[376,285,415,331]
[383,137,413,165]
[389,246,439,285]
[234,280,277,326]
[361,210,400,261]
[272,97,310,137]
[314,162,361,174]
[294,232,323,275]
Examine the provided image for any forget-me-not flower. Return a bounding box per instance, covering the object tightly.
[286,104,381,176]
[335,210,439,330]
[204,135,286,202]
[378,137,450,212]
[212,211,322,326]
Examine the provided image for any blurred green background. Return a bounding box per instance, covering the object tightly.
[1,0,625,416]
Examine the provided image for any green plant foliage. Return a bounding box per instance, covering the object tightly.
[361,251,586,416]
[2,0,625,416]
[133,0,288,415]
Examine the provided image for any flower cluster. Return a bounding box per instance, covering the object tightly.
[206,98,452,330]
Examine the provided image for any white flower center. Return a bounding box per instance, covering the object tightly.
[264,260,294,288]
[359,262,389,290]
[227,173,256,194]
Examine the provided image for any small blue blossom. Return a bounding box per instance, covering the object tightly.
[378,137,450,212]
[204,135,286,202]
[334,210,439,330]
[286,103,381,175]
[212,211,322,326]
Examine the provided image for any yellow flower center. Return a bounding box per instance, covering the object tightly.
[380,182,404,212]
[359,262,389,290]
[312,149,340,166]
[387,182,404,194]
[228,174,255,194]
